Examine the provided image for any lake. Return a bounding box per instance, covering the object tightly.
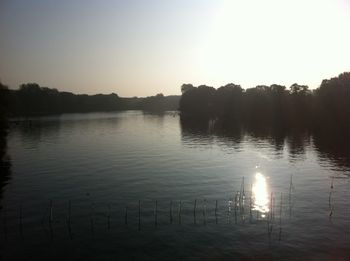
[1,111,350,260]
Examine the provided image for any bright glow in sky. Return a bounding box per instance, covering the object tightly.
[1,0,350,96]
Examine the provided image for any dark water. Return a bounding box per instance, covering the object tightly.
[1,111,350,260]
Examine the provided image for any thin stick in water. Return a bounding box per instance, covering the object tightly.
[193,199,197,224]
[269,192,273,234]
[234,192,238,224]
[272,196,275,223]
[19,203,23,239]
[279,193,282,241]
[215,200,218,224]
[138,200,141,231]
[67,200,72,239]
[249,184,253,223]
[227,200,231,224]
[203,199,206,225]
[178,200,182,225]
[90,202,95,237]
[125,206,128,225]
[154,200,158,227]
[49,200,54,240]
[49,199,53,224]
[170,200,173,224]
[331,176,334,189]
[289,174,293,218]
[107,203,111,230]
[3,208,7,241]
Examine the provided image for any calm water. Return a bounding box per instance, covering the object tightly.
[1,111,350,260]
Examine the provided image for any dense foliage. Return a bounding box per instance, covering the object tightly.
[180,72,350,131]
[4,83,180,116]
[0,83,10,134]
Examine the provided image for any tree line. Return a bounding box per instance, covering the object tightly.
[0,83,180,117]
[179,72,350,132]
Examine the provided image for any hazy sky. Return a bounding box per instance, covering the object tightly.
[1,0,350,97]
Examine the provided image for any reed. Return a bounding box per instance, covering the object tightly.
[49,200,54,240]
[234,192,238,224]
[19,203,23,239]
[268,192,273,235]
[154,200,158,227]
[227,200,231,224]
[241,192,245,223]
[289,174,293,218]
[107,203,111,230]
[331,176,334,189]
[242,177,245,198]
[178,200,182,224]
[41,202,48,226]
[249,184,253,223]
[67,200,72,239]
[68,200,72,223]
[329,205,334,219]
[170,200,173,224]
[203,199,206,225]
[329,177,334,213]
[329,178,335,219]
[90,202,95,236]
[272,195,275,223]
[138,200,141,231]
[278,193,282,241]
[49,199,53,224]
[193,199,197,224]
[3,208,7,241]
[215,200,218,224]
[239,177,245,207]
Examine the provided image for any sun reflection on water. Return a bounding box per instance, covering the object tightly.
[252,172,269,217]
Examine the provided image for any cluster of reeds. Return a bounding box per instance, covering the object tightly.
[0,176,296,242]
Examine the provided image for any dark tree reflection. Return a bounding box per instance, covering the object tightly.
[0,132,11,206]
[313,129,350,171]
[0,83,11,207]
[180,115,350,172]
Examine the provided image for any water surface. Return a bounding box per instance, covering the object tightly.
[1,111,350,260]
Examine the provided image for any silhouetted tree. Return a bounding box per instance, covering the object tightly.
[181,84,195,94]
[6,84,180,115]
[179,72,350,133]
[0,82,10,133]
[0,82,11,204]
[214,83,243,121]
[180,85,216,117]
[314,72,350,131]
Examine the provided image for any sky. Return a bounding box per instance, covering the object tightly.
[1,0,350,97]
